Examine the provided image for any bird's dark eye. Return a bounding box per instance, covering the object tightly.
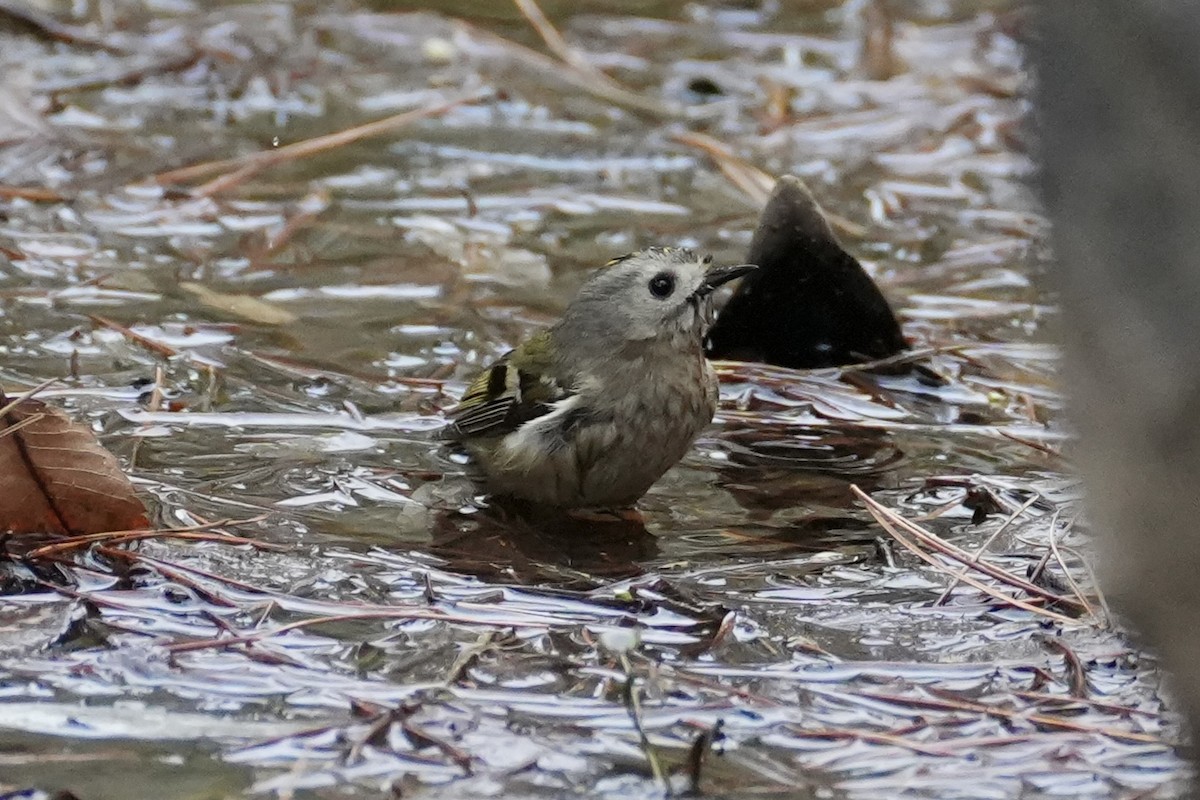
[648,272,676,299]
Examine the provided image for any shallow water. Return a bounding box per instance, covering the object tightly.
[0,1,1189,798]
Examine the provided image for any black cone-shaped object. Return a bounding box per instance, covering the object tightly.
[705,176,906,368]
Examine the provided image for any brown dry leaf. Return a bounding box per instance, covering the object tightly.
[0,391,149,535]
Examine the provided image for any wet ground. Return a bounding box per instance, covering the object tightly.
[0,1,1190,798]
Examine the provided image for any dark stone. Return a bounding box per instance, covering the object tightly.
[705,175,906,368]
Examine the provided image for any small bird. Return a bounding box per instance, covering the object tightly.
[443,248,755,509]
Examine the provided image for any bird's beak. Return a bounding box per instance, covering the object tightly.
[694,263,757,298]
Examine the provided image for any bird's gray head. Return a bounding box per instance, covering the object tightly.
[556,247,755,357]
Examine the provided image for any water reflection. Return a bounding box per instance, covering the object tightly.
[429,499,657,586]
[714,423,903,515]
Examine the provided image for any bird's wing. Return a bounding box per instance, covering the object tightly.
[444,334,570,439]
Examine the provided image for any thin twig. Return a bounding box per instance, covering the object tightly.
[0,377,60,418]
[934,493,1041,605]
[857,689,1170,745]
[42,52,203,94]
[455,21,698,120]
[166,611,550,654]
[672,131,868,238]
[154,90,491,191]
[781,724,956,757]
[852,485,1087,616]
[116,551,273,596]
[28,529,281,559]
[841,344,972,372]
[0,185,66,202]
[513,0,616,84]
[0,0,125,51]
[999,429,1066,461]
[22,514,275,559]
[852,486,1078,625]
[1042,636,1089,698]
[400,718,474,773]
[1011,690,1162,720]
[346,708,398,764]
[621,652,671,794]
[1046,511,1095,618]
[0,411,45,440]
[1060,542,1114,624]
[88,314,179,358]
[442,630,499,687]
[671,130,773,205]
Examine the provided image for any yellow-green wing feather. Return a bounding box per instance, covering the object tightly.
[445,331,568,439]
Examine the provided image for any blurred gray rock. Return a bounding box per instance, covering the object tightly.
[1037,1,1200,779]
